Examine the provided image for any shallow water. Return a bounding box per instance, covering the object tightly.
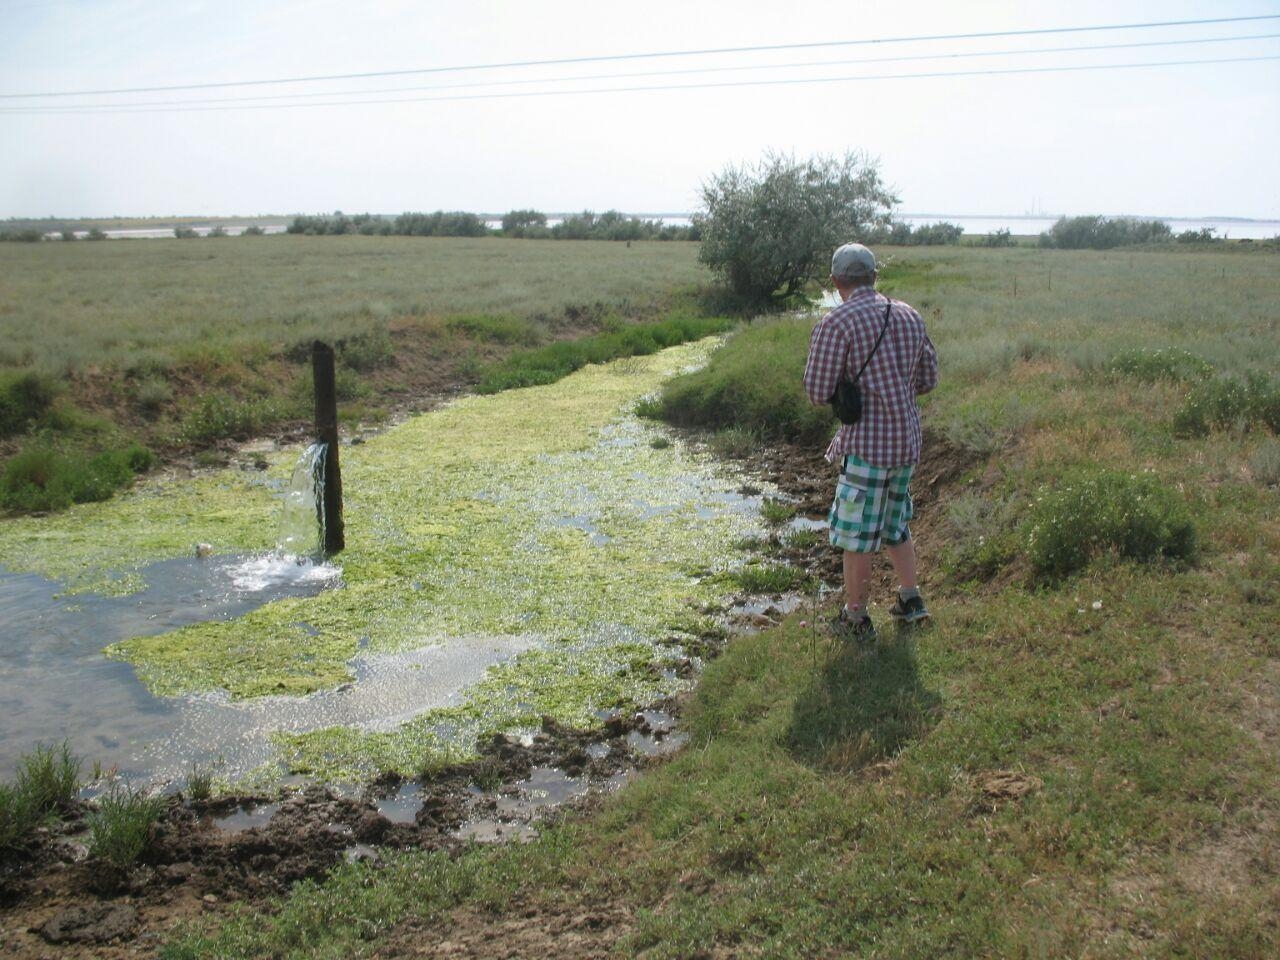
[0,550,548,786]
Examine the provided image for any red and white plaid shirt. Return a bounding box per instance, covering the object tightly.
[803,286,938,467]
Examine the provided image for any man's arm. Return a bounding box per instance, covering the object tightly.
[803,316,846,405]
[915,331,939,396]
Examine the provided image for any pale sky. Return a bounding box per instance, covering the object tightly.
[2,0,1278,219]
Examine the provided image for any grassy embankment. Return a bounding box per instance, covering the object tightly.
[166,245,1278,958]
[0,236,719,510]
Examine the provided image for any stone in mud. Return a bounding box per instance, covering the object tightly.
[37,903,137,944]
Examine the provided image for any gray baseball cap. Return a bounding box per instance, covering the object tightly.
[831,242,877,279]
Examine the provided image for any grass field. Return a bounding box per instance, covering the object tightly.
[0,236,714,511]
[0,235,710,373]
[151,242,1279,957]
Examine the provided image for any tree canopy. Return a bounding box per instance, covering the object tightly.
[695,152,897,303]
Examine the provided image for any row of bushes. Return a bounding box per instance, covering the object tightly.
[2,227,109,241]
[871,221,966,246]
[284,209,700,241]
[1034,215,1229,249]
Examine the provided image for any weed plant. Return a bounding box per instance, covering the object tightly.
[88,781,166,871]
[706,426,759,459]
[15,740,81,815]
[186,765,215,802]
[1024,467,1197,579]
[0,782,37,852]
[1248,439,1280,485]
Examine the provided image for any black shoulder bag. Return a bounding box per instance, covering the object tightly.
[829,299,893,425]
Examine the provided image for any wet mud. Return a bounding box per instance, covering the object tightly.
[0,699,701,958]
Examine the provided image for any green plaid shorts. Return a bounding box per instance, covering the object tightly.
[828,455,914,553]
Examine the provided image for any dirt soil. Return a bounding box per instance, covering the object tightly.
[0,391,981,959]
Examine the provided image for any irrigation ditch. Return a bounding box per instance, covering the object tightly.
[0,335,981,956]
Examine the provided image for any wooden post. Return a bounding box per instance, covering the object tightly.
[312,341,345,556]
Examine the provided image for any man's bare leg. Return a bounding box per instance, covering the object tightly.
[842,550,874,614]
[885,538,918,591]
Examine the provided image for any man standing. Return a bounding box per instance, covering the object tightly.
[803,243,939,641]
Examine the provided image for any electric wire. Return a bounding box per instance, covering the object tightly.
[2,54,1275,116]
[2,31,1275,112]
[2,13,1277,99]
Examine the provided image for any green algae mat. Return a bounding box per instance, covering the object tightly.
[0,340,772,780]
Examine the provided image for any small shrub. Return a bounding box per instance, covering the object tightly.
[649,436,672,449]
[207,225,228,238]
[16,741,80,815]
[760,498,798,523]
[85,227,107,241]
[734,562,808,593]
[88,782,165,871]
[173,227,199,239]
[337,328,395,371]
[180,393,284,443]
[983,228,1014,247]
[1249,439,1280,485]
[241,225,265,236]
[1106,348,1213,383]
[134,377,173,417]
[0,443,154,512]
[1173,374,1280,436]
[1024,468,1197,579]
[0,371,60,437]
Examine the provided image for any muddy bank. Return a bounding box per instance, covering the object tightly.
[0,702,700,959]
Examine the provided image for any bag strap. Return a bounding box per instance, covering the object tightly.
[850,299,894,384]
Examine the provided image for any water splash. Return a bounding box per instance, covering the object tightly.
[276,442,326,558]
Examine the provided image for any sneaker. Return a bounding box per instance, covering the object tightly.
[831,607,877,643]
[888,592,930,624]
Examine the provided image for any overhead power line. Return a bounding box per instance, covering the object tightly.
[4,31,1275,112]
[2,13,1277,99]
[3,54,1275,116]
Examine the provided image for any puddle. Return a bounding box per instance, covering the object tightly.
[0,557,537,784]
[212,802,280,832]
[0,555,341,780]
[455,821,539,844]
[625,710,689,757]
[373,782,422,824]
[787,516,828,533]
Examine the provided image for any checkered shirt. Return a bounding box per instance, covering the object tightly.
[803,287,938,467]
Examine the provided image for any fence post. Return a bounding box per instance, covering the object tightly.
[312,341,345,556]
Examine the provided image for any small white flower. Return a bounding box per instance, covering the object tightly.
[1091,600,1103,611]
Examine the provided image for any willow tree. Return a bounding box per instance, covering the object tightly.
[696,151,897,303]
